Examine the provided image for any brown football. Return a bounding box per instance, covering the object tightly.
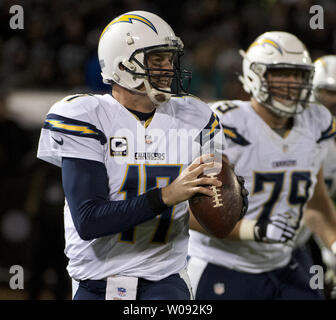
[189,156,244,238]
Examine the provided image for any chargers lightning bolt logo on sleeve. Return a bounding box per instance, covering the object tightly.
[44,114,107,145]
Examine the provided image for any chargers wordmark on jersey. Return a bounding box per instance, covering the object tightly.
[272,159,297,168]
[134,152,165,160]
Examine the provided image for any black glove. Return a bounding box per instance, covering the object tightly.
[236,175,249,220]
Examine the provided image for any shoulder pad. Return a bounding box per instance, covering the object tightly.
[171,95,212,124]
[51,93,100,115]
[209,100,240,115]
[306,104,336,143]
[210,100,251,146]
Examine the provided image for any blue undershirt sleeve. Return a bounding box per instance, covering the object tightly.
[61,157,167,241]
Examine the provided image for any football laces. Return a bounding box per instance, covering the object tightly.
[207,173,223,208]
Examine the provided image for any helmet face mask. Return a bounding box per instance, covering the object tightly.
[261,65,314,115]
[98,11,192,105]
[239,32,314,117]
[127,44,191,96]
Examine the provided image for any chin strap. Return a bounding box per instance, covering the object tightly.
[266,97,304,118]
[111,77,172,106]
[143,80,171,105]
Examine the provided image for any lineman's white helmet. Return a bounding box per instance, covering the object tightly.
[98,11,191,105]
[239,31,314,117]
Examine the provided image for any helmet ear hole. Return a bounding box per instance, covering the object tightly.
[119,63,125,71]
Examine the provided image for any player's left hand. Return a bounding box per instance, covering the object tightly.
[254,212,296,244]
[161,154,222,207]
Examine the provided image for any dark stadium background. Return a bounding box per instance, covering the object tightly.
[0,0,335,299]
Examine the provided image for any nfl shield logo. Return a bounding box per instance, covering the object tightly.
[118,287,126,297]
[213,282,225,295]
[145,135,153,144]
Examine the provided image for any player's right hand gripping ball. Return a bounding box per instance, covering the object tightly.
[189,156,248,238]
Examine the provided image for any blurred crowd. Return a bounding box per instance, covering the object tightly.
[1,0,336,99]
[0,0,336,299]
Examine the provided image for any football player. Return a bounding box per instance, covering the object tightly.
[187,32,336,300]
[36,11,230,300]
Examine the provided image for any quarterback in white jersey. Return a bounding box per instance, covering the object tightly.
[188,32,336,300]
[37,11,227,300]
[38,94,222,279]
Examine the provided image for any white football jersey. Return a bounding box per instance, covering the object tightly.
[37,93,225,281]
[188,100,335,273]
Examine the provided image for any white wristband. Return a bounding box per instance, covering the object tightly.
[331,241,336,255]
[239,219,257,240]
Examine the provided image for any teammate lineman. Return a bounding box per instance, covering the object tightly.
[188,31,336,300]
[36,11,230,300]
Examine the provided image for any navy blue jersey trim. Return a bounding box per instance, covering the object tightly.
[195,112,222,146]
[222,124,250,146]
[317,117,336,143]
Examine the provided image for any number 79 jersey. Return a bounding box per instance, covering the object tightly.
[188,100,336,273]
[37,93,225,281]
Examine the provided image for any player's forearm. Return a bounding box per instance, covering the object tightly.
[62,157,168,241]
[73,195,159,240]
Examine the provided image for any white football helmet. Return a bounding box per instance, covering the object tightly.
[313,55,336,115]
[239,31,314,117]
[98,11,191,105]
